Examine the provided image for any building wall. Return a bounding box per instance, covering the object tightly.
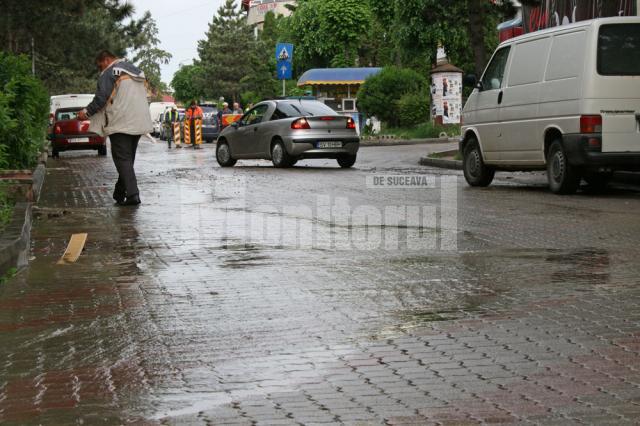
[247,0,296,27]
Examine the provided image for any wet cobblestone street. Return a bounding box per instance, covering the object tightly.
[1,139,639,425]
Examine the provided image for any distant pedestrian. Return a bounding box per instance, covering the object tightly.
[217,102,232,128]
[164,106,180,149]
[185,101,203,149]
[232,102,243,114]
[78,50,153,206]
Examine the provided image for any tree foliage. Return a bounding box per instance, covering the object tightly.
[0,53,48,169]
[286,0,372,68]
[357,66,427,127]
[171,64,205,104]
[197,0,255,102]
[0,0,171,95]
[129,11,172,97]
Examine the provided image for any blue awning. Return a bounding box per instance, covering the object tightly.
[297,68,382,87]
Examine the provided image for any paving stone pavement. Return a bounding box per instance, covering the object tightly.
[0,140,639,425]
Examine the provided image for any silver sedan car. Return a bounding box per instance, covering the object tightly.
[215,99,360,168]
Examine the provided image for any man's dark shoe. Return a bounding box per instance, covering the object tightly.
[117,194,141,206]
[113,192,125,204]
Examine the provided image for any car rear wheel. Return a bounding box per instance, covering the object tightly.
[547,140,581,194]
[463,138,494,187]
[271,140,294,168]
[337,154,357,168]
[98,146,107,156]
[216,141,236,167]
[52,148,60,158]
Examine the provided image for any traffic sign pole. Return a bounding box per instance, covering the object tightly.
[275,43,294,97]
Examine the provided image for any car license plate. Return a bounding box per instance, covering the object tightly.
[317,141,342,149]
[68,137,89,143]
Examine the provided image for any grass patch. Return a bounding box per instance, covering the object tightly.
[0,183,13,232]
[383,122,461,139]
[0,267,17,285]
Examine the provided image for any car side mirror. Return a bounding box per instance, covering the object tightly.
[231,121,240,129]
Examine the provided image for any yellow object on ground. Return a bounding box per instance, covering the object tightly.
[173,123,181,145]
[58,233,88,264]
[183,119,191,145]
[194,118,203,145]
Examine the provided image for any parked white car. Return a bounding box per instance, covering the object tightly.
[460,17,640,194]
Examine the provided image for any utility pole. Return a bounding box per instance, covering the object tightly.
[31,37,35,76]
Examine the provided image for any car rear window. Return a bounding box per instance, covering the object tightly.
[56,110,80,121]
[276,101,337,118]
[598,24,640,76]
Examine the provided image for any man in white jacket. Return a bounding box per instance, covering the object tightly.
[78,50,153,206]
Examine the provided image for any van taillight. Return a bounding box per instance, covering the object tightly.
[346,117,356,130]
[55,125,61,134]
[291,118,311,130]
[580,115,602,133]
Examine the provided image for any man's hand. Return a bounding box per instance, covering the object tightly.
[77,109,88,121]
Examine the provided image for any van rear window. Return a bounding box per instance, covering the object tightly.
[598,24,640,75]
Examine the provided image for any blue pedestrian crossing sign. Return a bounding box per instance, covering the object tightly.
[276,43,294,63]
[277,60,292,80]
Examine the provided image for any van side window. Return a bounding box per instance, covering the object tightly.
[481,47,510,90]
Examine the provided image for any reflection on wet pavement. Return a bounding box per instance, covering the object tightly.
[0,141,639,424]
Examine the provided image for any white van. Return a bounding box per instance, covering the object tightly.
[460,17,640,194]
[50,94,94,123]
[149,102,176,136]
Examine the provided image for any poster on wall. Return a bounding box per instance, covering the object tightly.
[523,0,637,33]
[431,72,463,125]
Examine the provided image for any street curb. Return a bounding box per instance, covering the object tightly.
[0,202,32,276]
[419,156,463,170]
[0,161,46,278]
[360,137,459,147]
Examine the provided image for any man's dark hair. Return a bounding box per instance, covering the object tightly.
[95,50,116,63]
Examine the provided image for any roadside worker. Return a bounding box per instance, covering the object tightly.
[233,102,243,115]
[185,100,203,150]
[217,102,232,129]
[78,50,153,207]
[164,106,179,149]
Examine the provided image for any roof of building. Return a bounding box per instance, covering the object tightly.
[297,67,382,86]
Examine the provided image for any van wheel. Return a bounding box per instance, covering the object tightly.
[216,141,236,167]
[463,139,494,187]
[98,146,107,156]
[547,140,581,194]
[52,149,60,158]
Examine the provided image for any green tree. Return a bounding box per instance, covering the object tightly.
[357,66,427,127]
[0,0,154,94]
[171,64,205,104]
[129,11,172,97]
[197,0,254,102]
[287,0,372,68]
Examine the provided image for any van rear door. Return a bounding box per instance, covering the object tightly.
[595,23,640,153]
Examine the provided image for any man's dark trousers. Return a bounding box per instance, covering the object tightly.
[110,133,141,200]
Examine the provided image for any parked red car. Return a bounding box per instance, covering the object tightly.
[49,107,107,158]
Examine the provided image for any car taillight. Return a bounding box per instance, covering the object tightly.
[54,125,61,134]
[291,118,311,129]
[320,116,335,121]
[346,117,356,130]
[580,115,602,133]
